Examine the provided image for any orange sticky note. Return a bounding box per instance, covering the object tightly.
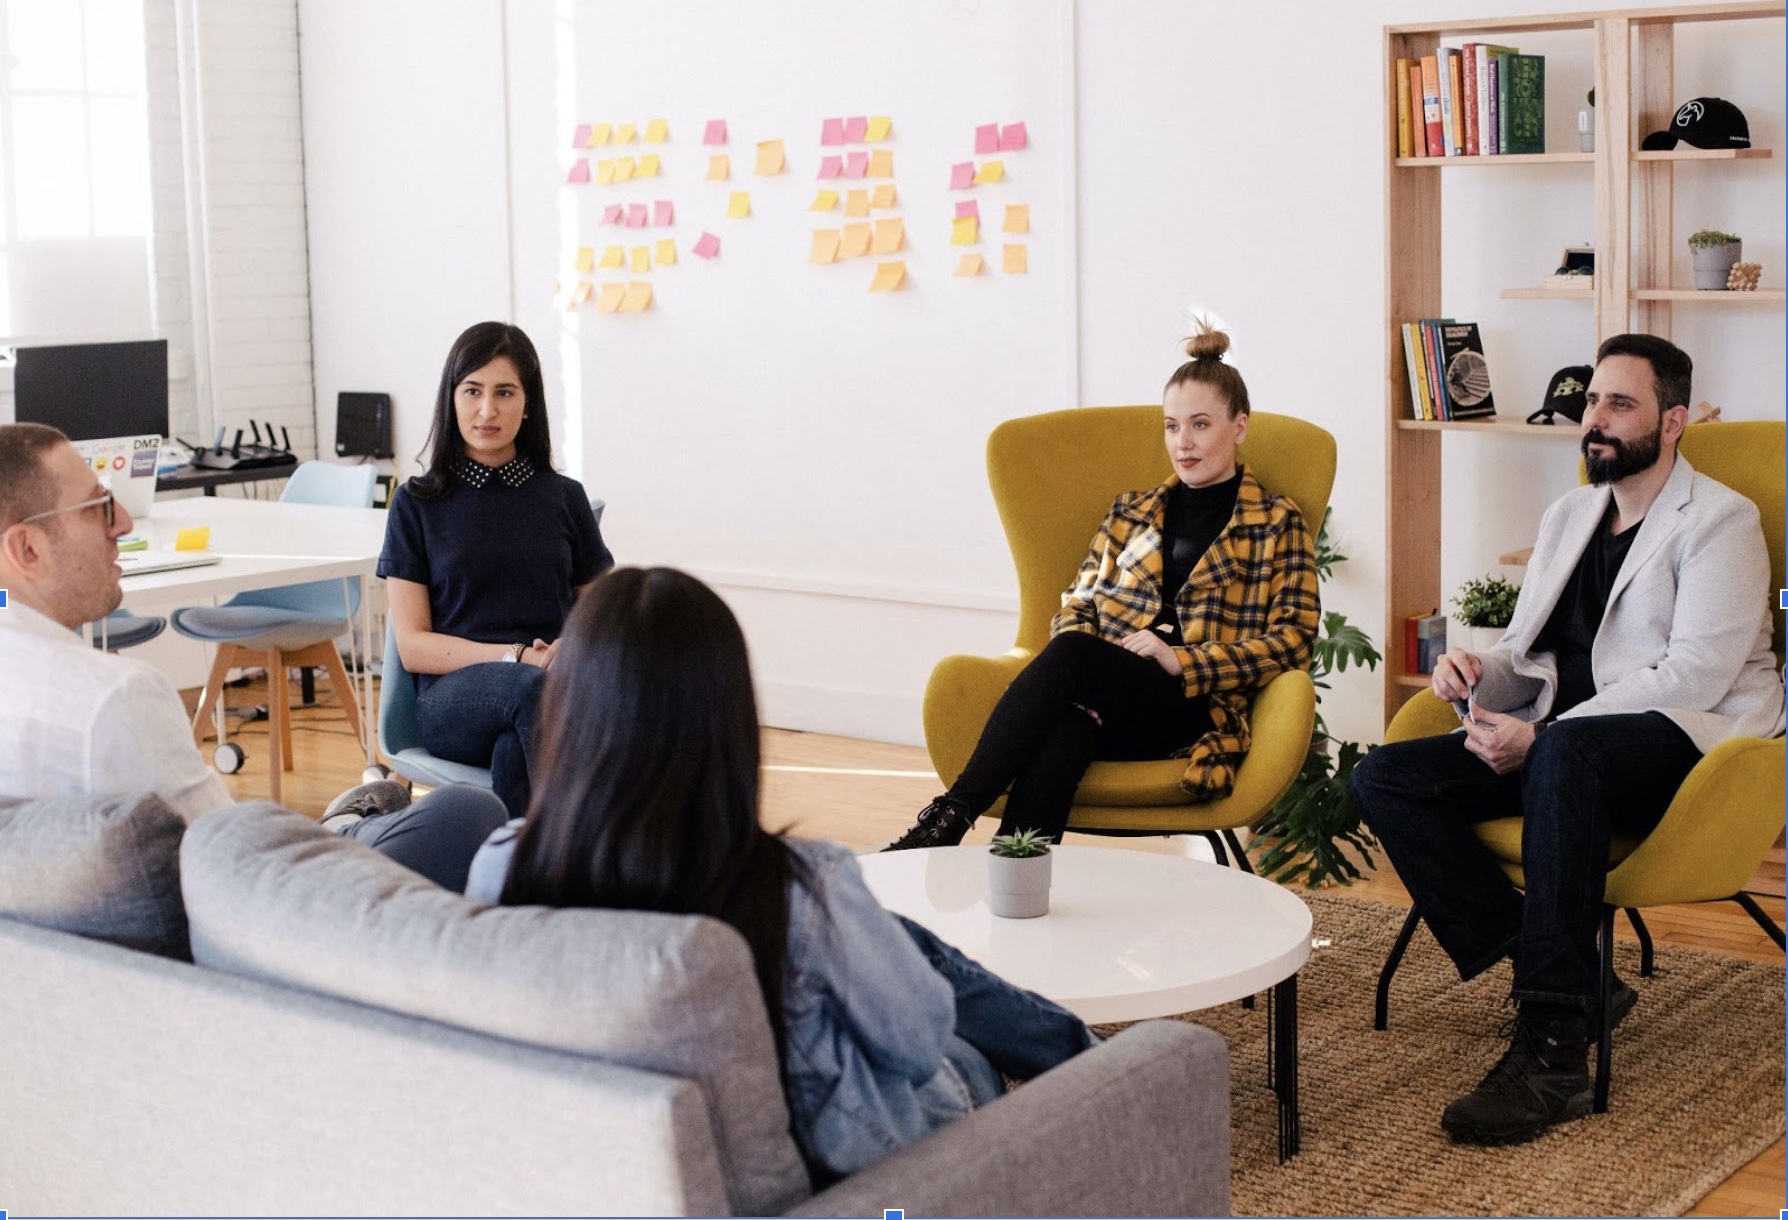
[810,189,839,212]
[870,184,897,209]
[573,246,594,273]
[619,280,653,312]
[174,526,210,551]
[974,160,1005,184]
[630,246,651,273]
[951,216,978,245]
[867,149,894,178]
[1002,243,1027,274]
[615,122,638,144]
[727,191,750,218]
[953,253,985,277]
[707,153,730,181]
[845,189,870,218]
[612,156,636,181]
[656,238,677,266]
[865,114,893,141]
[754,139,786,176]
[840,222,872,258]
[1003,204,1030,234]
[644,118,669,143]
[809,229,841,264]
[871,217,904,254]
[595,282,626,313]
[637,153,661,177]
[868,261,906,292]
[569,281,594,306]
[595,160,616,185]
[588,122,612,146]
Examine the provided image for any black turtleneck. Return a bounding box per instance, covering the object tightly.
[1148,468,1244,643]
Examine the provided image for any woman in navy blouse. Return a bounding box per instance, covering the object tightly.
[378,322,612,817]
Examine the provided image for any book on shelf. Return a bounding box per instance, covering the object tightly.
[1475,45,1518,153]
[1396,57,1413,158]
[1405,610,1447,675]
[1440,49,1465,155]
[1486,55,1501,154]
[1503,53,1545,154]
[1461,44,1479,156]
[1419,56,1443,157]
[1400,323,1433,420]
[1419,318,1453,419]
[1407,62,1428,155]
[1438,322,1496,420]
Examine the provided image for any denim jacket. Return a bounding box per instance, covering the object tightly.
[465,828,965,1179]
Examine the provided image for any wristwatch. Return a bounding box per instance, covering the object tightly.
[500,642,526,663]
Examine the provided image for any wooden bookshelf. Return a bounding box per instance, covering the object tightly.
[1395,415,1587,437]
[1382,2,1786,724]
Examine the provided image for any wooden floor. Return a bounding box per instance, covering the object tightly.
[204,672,1786,1216]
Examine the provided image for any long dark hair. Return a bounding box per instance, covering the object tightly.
[407,322,555,498]
[500,567,797,1046]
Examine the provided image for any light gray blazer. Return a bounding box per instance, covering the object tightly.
[1475,454,1785,752]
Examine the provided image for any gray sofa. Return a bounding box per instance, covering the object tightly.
[0,793,1232,1216]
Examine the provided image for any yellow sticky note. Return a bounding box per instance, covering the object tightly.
[588,122,612,146]
[707,153,730,181]
[871,217,904,255]
[630,246,651,273]
[613,157,636,182]
[574,246,594,273]
[951,216,978,246]
[809,229,842,265]
[1003,243,1028,274]
[870,184,897,209]
[754,139,786,176]
[845,189,870,218]
[840,222,872,258]
[727,191,751,219]
[865,115,892,141]
[644,118,669,143]
[595,282,626,313]
[174,526,211,551]
[810,189,839,212]
[868,261,906,292]
[619,280,653,312]
[637,153,660,178]
[616,122,638,143]
[656,238,677,266]
[1003,204,1030,234]
[953,253,985,277]
[867,149,894,178]
[974,159,1005,184]
[596,159,616,185]
[600,245,625,268]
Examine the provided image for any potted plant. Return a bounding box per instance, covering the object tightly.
[1688,229,1742,290]
[987,829,1053,919]
[1452,573,1521,650]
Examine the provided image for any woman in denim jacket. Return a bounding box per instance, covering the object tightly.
[466,567,1095,1180]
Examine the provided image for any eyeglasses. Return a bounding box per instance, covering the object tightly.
[17,489,116,530]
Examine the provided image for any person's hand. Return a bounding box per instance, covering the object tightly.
[520,641,552,667]
[536,638,562,669]
[1121,629,1184,676]
[1461,707,1535,775]
[1431,648,1483,703]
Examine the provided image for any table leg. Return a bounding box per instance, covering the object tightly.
[1267,973,1301,1161]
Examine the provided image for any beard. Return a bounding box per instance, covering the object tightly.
[1582,419,1663,485]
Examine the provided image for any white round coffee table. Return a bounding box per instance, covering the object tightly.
[857,844,1312,1158]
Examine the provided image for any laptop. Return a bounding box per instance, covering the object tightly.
[74,434,162,520]
[117,551,221,577]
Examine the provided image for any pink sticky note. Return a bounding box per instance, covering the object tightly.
[950,161,975,190]
[653,200,674,227]
[845,151,869,179]
[600,203,624,225]
[692,230,721,259]
[567,158,590,184]
[817,155,844,179]
[843,115,869,143]
[955,200,980,220]
[572,123,591,148]
[975,123,1000,154]
[821,117,846,146]
[1000,122,1028,152]
[703,119,727,145]
[625,203,648,228]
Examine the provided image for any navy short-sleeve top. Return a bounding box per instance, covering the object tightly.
[378,457,612,689]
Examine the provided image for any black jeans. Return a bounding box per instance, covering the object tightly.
[948,631,1212,843]
[1350,711,1701,1012]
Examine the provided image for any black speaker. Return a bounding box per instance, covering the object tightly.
[335,392,393,459]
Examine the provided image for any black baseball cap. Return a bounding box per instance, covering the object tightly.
[1641,97,1751,151]
[1527,365,1593,426]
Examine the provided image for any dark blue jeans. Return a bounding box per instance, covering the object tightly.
[1350,712,1701,1012]
[416,662,547,819]
[345,784,510,893]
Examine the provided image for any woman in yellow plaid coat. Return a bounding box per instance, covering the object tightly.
[887,322,1320,850]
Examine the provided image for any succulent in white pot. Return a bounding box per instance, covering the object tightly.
[1688,229,1742,290]
[987,829,1054,919]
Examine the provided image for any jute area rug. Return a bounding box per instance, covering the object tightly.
[1100,893,1786,1217]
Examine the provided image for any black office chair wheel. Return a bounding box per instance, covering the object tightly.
[214,742,247,774]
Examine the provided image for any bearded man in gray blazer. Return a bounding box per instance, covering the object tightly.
[1352,333,1785,1147]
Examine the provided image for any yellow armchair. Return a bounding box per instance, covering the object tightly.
[922,406,1337,860]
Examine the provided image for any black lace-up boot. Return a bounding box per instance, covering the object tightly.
[1441,1003,1592,1145]
[882,795,976,851]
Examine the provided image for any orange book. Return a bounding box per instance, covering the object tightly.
[1419,56,1443,157]
[1408,63,1428,155]
[1447,50,1465,154]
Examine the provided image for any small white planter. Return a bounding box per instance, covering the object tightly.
[987,850,1052,918]
[1470,625,1506,652]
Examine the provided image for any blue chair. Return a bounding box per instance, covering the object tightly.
[172,461,377,803]
[85,609,167,651]
[377,618,494,791]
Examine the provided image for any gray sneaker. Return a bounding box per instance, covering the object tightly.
[320,779,412,834]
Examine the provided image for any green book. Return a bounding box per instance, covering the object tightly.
[1504,54,1545,154]
[1494,51,1515,153]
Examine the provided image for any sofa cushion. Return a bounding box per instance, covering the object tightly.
[180,804,810,1216]
[0,792,188,958]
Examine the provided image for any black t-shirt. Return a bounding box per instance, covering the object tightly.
[1148,469,1244,644]
[378,459,612,691]
[1534,501,1639,717]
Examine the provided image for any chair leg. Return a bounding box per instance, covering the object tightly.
[1594,905,1615,1114]
[1221,828,1256,875]
[1623,908,1655,978]
[289,640,366,753]
[189,646,236,748]
[1200,830,1229,868]
[1374,908,1422,1032]
[1731,892,1787,950]
[264,651,288,804]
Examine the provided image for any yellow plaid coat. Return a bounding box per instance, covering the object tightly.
[1051,466,1321,799]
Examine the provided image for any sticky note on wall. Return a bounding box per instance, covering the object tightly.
[974,160,1005,184]
[588,122,612,146]
[637,153,661,177]
[619,280,653,312]
[727,191,751,218]
[871,184,897,209]
[951,216,978,245]
[811,189,839,211]
[843,115,869,142]
[691,231,721,259]
[845,189,870,218]
[613,156,636,181]
[653,200,674,226]
[600,246,625,268]
[1000,122,1028,151]
[567,159,590,184]
[845,151,869,178]
[1003,204,1029,234]
[821,117,846,146]
[595,283,625,313]
[574,246,594,272]
[703,119,728,145]
[865,115,892,141]
[656,239,677,265]
[868,149,894,178]
[809,229,841,264]
[817,155,843,180]
[616,122,638,143]
[974,123,1000,154]
[871,218,904,254]
[868,261,905,292]
[950,162,974,190]
[644,118,669,143]
[630,246,651,273]
[625,203,647,228]
[953,253,985,277]
[707,154,730,181]
[572,123,591,148]
[755,140,786,176]
[840,222,872,258]
[1002,243,1027,274]
[596,160,616,184]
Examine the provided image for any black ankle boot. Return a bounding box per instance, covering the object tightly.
[883,796,975,851]
[1441,1004,1592,1146]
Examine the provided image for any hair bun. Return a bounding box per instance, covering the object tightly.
[1183,322,1231,363]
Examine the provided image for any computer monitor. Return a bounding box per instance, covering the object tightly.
[13,339,170,442]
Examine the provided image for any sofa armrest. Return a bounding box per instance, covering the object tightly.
[790,1019,1229,1218]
